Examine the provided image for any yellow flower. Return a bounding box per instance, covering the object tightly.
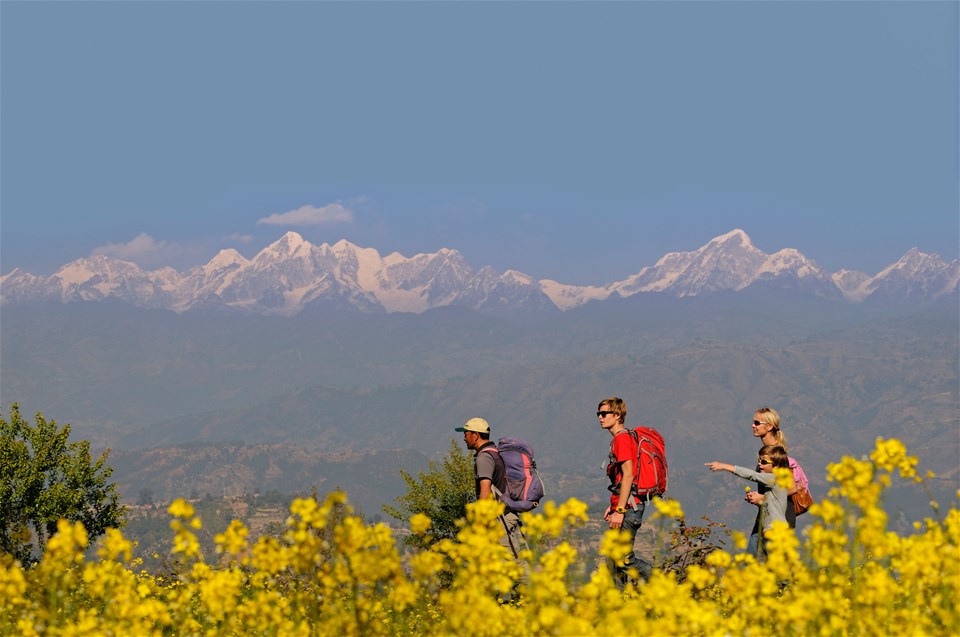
[652,497,684,520]
[706,550,733,569]
[97,528,132,563]
[730,530,747,551]
[685,564,715,590]
[167,498,195,519]
[1,438,956,636]
[214,519,249,557]
[773,466,795,490]
[409,513,432,535]
[870,437,918,478]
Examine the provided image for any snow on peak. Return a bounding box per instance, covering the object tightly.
[761,248,823,278]
[502,270,535,285]
[207,249,248,269]
[55,255,125,286]
[259,231,313,259]
[857,248,958,300]
[4,230,955,314]
[887,248,933,271]
[539,279,611,310]
[331,238,364,254]
[832,269,871,300]
[709,228,753,248]
[613,229,767,296]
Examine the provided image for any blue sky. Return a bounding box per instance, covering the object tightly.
[2,1,957,285]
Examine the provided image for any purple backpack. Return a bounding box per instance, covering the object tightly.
[481,437,546,513]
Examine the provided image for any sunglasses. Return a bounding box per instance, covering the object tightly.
[597,411,615,418]
[752,420,766,426]
[758,459,773,465]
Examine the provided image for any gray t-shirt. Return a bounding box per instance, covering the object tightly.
[733,465,788,530]
[475,442,507,497]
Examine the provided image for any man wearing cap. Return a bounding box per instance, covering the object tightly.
[455,417,524,558]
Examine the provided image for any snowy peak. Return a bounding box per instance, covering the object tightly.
[198,249,249,282]
[763,248,816,274]
[456,266,556,314]
[611,229,773,297]
[832,269,870,297]
[879,248,941,275]
[0,268,61,304]
[207,248,248,269]
[537,279,610,310]
[250,232,316,269]
[860,249,959,301]
[45,255,179,307]
[541,230,906,308]
[706,228,755,250]
[269,231,312,255]
[2,230,956,314]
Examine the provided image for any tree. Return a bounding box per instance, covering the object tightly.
[0,404,125,563]
[137,488,155,507]
[383,439,474,549]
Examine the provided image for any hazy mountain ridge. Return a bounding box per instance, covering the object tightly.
[109,444,430,517]
[3,293,955,533]
[93,301,958,528]
[3,230,956,315]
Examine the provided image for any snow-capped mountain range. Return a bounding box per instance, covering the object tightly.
[1,230,957,315]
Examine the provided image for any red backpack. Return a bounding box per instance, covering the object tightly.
[608,426,668,500]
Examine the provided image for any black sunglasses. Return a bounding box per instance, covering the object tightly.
[597,410,615,418]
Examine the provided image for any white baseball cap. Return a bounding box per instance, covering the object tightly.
[455,417,490,434]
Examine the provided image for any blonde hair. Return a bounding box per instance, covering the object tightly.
[755,407,788,451]
[599,397,626,425]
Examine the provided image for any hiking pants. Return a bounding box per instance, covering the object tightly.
[611,502,653,588]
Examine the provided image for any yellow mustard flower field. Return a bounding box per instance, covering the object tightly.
[1,438,957,636]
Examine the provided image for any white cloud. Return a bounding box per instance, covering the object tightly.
[223,233,254,243]
[91,233,210,271]
[92,233,169,261]
[257,203,355,226]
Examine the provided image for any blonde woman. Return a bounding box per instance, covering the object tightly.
[746,407,810,554]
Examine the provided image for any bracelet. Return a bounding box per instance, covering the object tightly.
[615,507,627,514]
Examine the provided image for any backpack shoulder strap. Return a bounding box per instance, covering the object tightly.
[609,428,637,457]
[478,448,508,510]
[612,428,635,441]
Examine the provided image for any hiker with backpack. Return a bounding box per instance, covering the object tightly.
[746,407,813,555]
[454,417,530,561]
[598,397,661,588]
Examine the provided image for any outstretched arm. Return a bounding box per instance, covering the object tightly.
[705,461,734,473]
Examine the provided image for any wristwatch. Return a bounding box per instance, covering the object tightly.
[615,507,627,514]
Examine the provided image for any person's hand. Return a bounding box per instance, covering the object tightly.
[704,462,730,472]
[745,491,765,505]
[606,510,624,529]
